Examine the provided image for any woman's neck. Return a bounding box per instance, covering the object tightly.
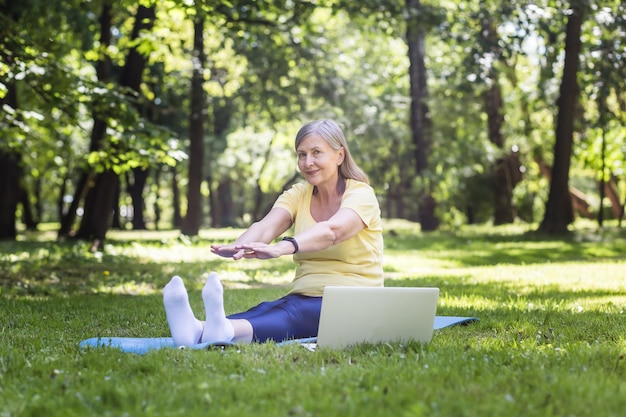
[313,176,346,198]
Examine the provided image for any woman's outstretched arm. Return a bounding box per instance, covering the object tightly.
[210,207,293,260]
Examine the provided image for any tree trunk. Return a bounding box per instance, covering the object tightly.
[217,179,236,227]
[118,5,155,232]
[406,0,438,231]
[75,170,119,245]
[153,167,161,230]
[603,175,622,220]
[207,170,221,227]
[493,151,523,225]
[76,4,155,244]
[58,1,113,239]
[207,96,232,227]
[119,5,155,91]
[33,176,43,224]
[58,173,68,224]
[69,113,109,240]
[480,15,522,225]
[171,165,182,228]
[0,12,22,240]
[181,15,206,236]
[104,5,156,232]
[484,76,513,224]
[58,171,95,238]
[0,151,21,240]
[128,168,149,230]
[535,157,592,219]
[539,3,584,234]
[111,176,122,229]
[19,184,38,230]
[486,79,517,225]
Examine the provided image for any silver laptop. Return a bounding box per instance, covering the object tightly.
[316,286,440,349]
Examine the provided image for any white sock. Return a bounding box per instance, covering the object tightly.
[163,275,203,346]
[201,272,235,343]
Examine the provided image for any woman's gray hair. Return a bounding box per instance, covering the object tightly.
[295,120,369,192]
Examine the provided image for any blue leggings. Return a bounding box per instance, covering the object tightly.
[227,294,322,343]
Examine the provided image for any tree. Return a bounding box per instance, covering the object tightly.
[61,4,158,247]
[58,0,115,239]
[201,0,322,225]
[180,10,206,236]
[59,0,116,241]
[1,0,85,239]
[1,4,27,240]
[335,0,443,228]
[539,1,585,233]
[405,0,439,230]
[207,91,234,227]
[0,57,21,240]
[0,150,21,240]
[477,9,523,225]
[3,0,625,235]
[576,0,626,227]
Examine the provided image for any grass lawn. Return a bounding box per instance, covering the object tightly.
[1,220,625,416]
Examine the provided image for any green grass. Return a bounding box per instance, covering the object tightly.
[1,220,625,416]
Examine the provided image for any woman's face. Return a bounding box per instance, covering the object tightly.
[296,134,345,189]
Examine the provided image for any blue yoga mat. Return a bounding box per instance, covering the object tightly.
[80,316,478,354]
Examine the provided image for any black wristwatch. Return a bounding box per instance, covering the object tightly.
[282,236,299,254]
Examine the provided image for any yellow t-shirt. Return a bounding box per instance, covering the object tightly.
[273,179,384,296]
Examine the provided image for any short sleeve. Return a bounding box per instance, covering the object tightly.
[272,183,308,221]
[341,181,380,228]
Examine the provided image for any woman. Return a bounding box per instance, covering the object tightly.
[163,119,383,346]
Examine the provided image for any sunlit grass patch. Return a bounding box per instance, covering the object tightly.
[1,222,625,417]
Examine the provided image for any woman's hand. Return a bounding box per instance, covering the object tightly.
[233,242,287,259]
[210,207,293,260]
[210,244,247,260]
[211,242,289,260]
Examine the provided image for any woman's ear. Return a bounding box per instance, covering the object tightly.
[338,147,345,165]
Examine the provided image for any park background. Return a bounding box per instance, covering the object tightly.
[1,0,624,242]
[1,0,625,416]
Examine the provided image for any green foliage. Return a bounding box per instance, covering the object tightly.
[1,223,625,416]
[577,0,626,185]
[85,118,185,175]
[1,0,186,226]
[1,0,625,232]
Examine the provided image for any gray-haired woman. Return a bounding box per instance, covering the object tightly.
[163,119,384,346]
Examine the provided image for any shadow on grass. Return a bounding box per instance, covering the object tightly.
[386,277,625,349]
[1,287,291,343]
[0,238,295,297]
[389,276,625,303]
[2,225,625,297]
[384,227,626,267]
[3,285,623,349]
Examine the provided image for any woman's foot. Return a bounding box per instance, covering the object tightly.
[201,272,235,343]
[163,276,203,346]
